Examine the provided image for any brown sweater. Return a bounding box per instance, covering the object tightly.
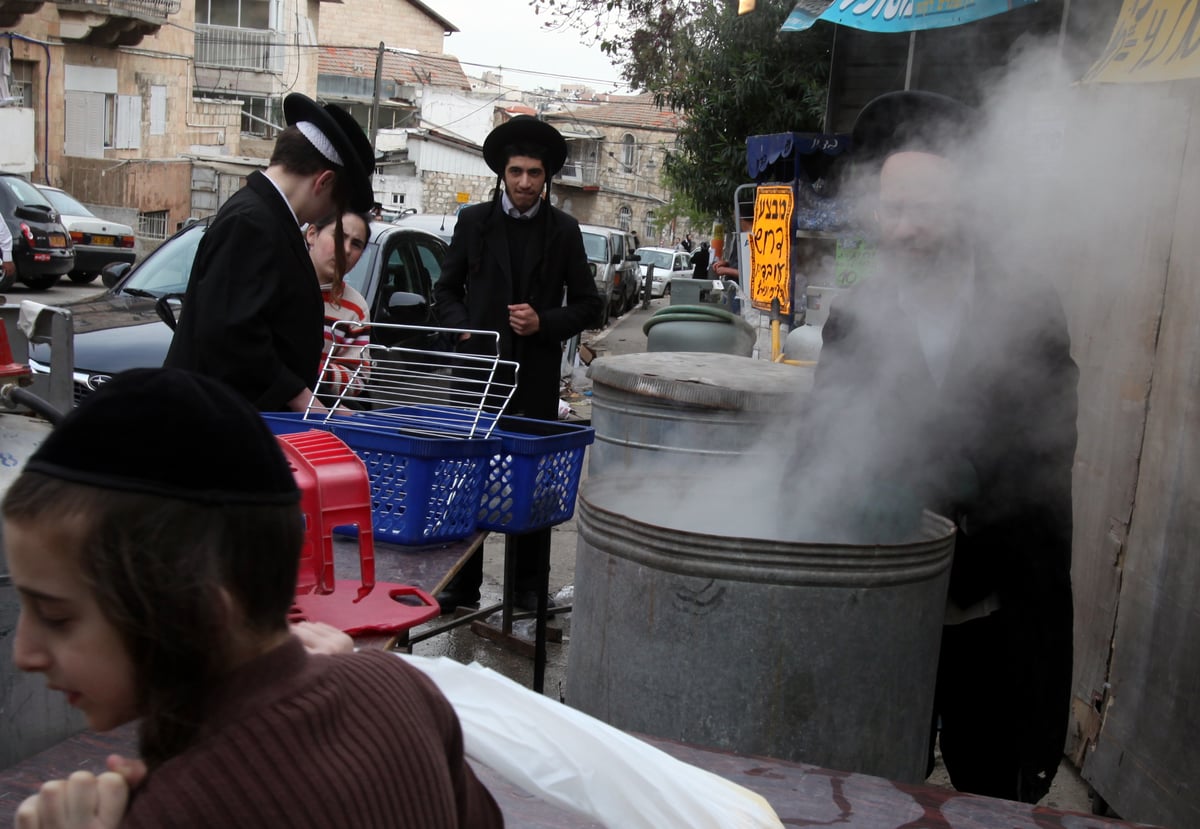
[122,638,502,828]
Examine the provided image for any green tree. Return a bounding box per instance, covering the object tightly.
[534,0,832,220]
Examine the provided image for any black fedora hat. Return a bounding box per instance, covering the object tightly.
[482,116,568,177]
[851,90,976,163]
[283,92,376,212]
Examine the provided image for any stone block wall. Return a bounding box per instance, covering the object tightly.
[321,0,446,54]
[421,170,493,216]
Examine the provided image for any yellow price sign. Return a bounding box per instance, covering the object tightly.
[749,185,794,315]
[456,192,470,204]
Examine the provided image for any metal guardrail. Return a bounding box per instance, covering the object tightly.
[195,23,284,73]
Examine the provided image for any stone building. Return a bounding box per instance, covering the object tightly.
[544,93,682,244]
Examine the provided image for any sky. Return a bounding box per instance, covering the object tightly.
[424,0,631,93]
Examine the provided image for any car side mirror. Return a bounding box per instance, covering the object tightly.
[383,290,429,325]
[102,261,132,287]
[631,254,641,262]
[588,262,597,278]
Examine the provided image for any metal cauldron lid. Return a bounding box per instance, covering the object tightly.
[587,352,812,411]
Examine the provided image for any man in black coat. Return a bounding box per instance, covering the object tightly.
[165,94,375,412]
[815,91,1078,803]
[433,116,601,613]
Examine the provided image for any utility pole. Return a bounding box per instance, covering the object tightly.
[370,41,384,152]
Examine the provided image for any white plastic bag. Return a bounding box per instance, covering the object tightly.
[398,654,783,829]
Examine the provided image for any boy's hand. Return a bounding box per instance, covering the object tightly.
[292,620,354,655]
[15,770,128,829]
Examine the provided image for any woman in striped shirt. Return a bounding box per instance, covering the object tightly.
[306,211,372,402]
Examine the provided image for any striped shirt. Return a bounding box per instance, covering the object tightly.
[319,282,371,399]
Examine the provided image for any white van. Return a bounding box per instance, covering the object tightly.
[579,224,640,327]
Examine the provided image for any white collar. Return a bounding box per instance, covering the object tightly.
[262,172,301,229]
[896,255,975,388]
[501,190,541,220]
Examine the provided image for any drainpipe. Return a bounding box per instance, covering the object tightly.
[5,33,53,184]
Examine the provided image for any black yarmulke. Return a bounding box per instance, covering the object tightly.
[851,90,977,164]
[25,368,299,505]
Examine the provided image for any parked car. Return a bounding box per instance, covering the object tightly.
[35,185,136,285]
[578,224,640,327]
[27,219,448,404]
[634,246,692,297]
[0,173,74,291]
[393,212,458,244]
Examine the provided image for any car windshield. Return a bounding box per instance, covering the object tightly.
[40,188,93,217]
[636,249,673,270]
[3,177,54,208]
[122,225,206,296]
[580,232,608,263]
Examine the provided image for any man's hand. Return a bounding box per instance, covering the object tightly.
[292,620,354,655]
[15,771,129,829]
[507,303,541,336]
[3,261,14,279]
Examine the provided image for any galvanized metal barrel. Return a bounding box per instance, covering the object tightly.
[566,476,956,783]
[587,352,812,478]
[1,412,86,770]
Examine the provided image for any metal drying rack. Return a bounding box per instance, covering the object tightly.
[305,321,519,435]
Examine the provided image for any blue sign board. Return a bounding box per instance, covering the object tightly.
[782,0,1039,33]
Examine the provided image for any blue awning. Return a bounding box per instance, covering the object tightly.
[781,0,1040,33]
[745,132,849,180]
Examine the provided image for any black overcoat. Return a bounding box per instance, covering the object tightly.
[816,260,1078,789]
[432,198,601,419]
[165,171,324,411]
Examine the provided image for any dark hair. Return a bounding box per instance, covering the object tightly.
[270,126,352,213]
[502,142,549,169]
[3,472,304,769]
[308,210,370,306]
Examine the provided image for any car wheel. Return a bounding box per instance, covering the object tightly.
[68,270,99,284]
[595,299,610,329]
[664,282,671,297]
[0,268,14,292]
[21,272,62,290]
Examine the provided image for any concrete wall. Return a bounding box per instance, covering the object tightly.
[58,158,193,245]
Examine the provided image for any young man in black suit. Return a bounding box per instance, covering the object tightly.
[165,93,374,412]
[433,116,601,613]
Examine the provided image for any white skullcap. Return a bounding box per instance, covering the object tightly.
[295,121,344,167]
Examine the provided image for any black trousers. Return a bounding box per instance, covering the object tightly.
[930,609,1043,802]
[449,527,551,593]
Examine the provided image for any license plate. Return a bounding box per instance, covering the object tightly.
[49,234,67,248]
[90,235,115,246]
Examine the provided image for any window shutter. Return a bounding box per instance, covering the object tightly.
[65,90,105,158]
[116,94,142,150]
[150,85,166,136]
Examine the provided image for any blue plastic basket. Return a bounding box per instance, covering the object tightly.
[334,406,596,533]
[476,415,594,533]
[263,412,497,545]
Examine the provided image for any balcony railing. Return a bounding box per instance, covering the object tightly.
[195,23,284,73]
[54,0,180,19]
[557,158,599,187]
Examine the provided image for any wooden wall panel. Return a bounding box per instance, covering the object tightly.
[1082,82,1200,829]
